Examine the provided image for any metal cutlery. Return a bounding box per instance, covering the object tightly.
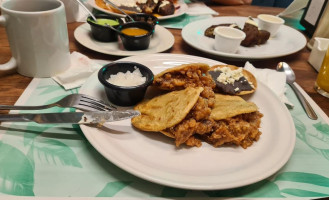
[0,110,140,124]
[0,94,116,112]
[277,62,318,120]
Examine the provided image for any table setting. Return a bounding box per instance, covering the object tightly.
[0,0,329,199]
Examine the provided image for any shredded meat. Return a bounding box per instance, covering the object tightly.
[164,97,215,147]
[202,111,263,149]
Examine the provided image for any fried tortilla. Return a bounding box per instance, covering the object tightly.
[153,63,215,90]
[203,94,263,149]
[209,65,257,95]
[131,87,204,132]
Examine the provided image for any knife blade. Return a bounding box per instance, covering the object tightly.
[0,110,140,124]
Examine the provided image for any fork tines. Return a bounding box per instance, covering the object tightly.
[79,94,116,111]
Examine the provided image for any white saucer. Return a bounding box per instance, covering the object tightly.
[74,23,175,56]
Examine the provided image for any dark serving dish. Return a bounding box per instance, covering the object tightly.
[118,21,154,50]
[98,61,154,107]
[87,14,123,42]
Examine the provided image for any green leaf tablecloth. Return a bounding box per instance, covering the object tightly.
[0,77,329,199]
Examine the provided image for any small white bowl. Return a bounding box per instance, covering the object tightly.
[257,14,285,37]
[214,26,246,53]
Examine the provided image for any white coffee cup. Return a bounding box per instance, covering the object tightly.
[0,0,71,78]
[214,26,246,53]
[257,14,285,37]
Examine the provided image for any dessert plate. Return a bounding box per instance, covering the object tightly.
[87,0,188,20]
[79,53,296,190]
[74,23,174,56]
[182,16,307,60]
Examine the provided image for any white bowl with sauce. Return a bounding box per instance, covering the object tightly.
[213,26,246,53]
[257,14,285,37]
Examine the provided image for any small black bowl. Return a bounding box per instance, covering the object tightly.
[98,61,154,107]
[118,21,154,50]
[87,14,123,42]
[124,13,158,29]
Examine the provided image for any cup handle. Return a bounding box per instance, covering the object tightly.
[0,15,18,75]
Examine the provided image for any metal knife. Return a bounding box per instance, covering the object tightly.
[0,110,140,124]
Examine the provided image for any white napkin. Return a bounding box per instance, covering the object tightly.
[278,0,309,16]
[244,62,294,107]
[52,51,102,90]
[186,2,219,16]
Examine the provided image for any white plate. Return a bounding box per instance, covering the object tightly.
[79,53,296,190]
[87,0,188,20]
[74,23,174,56]
[182,16,307,60]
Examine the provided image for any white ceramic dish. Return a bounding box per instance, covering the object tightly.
[87,0,188,20]
[74,23,174,56]
[79,53,296,190]
[182,16,307,60]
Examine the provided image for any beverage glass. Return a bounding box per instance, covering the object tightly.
[0,0,70,77]
[314,46,329,98]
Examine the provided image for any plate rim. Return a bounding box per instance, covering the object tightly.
[79,53,296,190]
[87,0,188,20]
[181,16,307,60]
[74,23,175,56]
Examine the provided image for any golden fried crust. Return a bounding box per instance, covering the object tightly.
[131,87,204,132]
[210,64,257,95]
[210,94,258,120]
[154,63,210,80]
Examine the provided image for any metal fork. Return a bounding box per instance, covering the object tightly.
[0,94,116,111]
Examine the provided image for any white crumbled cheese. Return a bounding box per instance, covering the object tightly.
[214,66,244,85]
[136,0,147,4]
[159,0,170,7]
[234,87,240,92]
[107,67,146,86]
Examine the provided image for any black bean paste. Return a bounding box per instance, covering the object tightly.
[208,70,253,95]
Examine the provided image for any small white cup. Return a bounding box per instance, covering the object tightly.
[257,14,285,37]
[214,26,246,53]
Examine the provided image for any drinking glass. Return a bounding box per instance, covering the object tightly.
[314,46,329,98]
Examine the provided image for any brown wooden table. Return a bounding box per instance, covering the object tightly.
[0,4,328,116]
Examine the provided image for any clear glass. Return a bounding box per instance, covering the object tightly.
[314,46,329,98]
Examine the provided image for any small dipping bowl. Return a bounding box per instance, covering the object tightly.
[257,14,285,37]
[87,14,123,42]
[118,21,154,51]
[124,13,158,29]
[98,61,154,106]
[214,26,246,53]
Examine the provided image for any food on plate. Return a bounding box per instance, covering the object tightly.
[209,64,257,95]
[157,0,175,16]
[95,0,176,16]
[153,63,216,105]
[131,62,262,149]
[204,23,239,38]
[241,17,270,47]
[132,87,214,147]
[204,17,270,47]
[106,66,146,86]
[121,27,149,36]
[204,94,263,149]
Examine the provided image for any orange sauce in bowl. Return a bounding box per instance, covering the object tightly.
[121,27,149,36]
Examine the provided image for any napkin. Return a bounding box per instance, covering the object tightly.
[244,62,294,107]
[52,51,102,90]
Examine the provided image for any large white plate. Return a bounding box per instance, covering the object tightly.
[79,53,296,190]
[182,16,307,60]
[74,23,174,56]
[87,0,188,20]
